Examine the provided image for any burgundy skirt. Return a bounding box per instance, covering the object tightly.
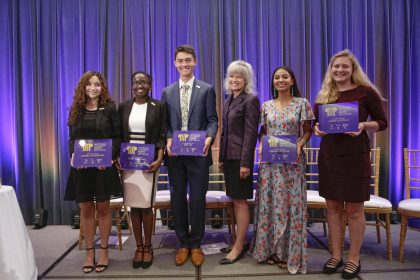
[318,152,371,202]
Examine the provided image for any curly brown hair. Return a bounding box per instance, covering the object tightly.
[68,71,112,125]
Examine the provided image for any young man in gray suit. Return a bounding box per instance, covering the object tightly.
[161,45,218,267]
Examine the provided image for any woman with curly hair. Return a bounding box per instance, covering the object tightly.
[65,71,122,273]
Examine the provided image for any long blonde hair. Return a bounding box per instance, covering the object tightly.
[316,49,385,104]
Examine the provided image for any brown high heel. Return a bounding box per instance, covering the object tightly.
[132,244,143,269]
[141,245,153,269]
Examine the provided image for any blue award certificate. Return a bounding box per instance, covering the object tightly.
[73,139,112,168]
[261,135,297,163]
[319,102,359,133]
[172,131,206,156]
[120,143,155,170]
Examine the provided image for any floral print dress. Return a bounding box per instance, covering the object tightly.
[250,97,314,274]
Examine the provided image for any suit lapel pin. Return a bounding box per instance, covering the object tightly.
[151,102,156,106]
[99,107,104,110]
[196,85,200,88]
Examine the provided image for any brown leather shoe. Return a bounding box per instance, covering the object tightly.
[175,248,190,266]
[191,248,204,267]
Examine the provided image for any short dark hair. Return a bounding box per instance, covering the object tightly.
[174,45,196,60]
[131,71,153,84]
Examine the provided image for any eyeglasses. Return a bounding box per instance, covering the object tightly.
[132,80,151,87]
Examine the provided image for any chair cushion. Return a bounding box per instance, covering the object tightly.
[205,191,231,203]
[247,189,256,202]
[206,190,227,198]
[398,198,420,212]
[307,190,326,203]
[364,195,392,208]
[155,195,171,203]
[110,198,124,203]
[218,195,232,203]
[156,190,170,196]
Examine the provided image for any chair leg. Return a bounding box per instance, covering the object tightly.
[227,206,236,243]
[124,206,133,235]
[384,213,392,261]
[399,215,408,262]
[375,214,381,244]
[152,209,157,235]
[115,208,123,250]
[79,223,84,250]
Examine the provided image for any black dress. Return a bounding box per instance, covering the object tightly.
[64,106,122,202]
[313,85,387,202]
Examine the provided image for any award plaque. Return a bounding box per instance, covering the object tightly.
[261,135,297,163]
[73,139,112,168]
[120,143,155,170]
[172,131,206,156]
[319,102,359,133]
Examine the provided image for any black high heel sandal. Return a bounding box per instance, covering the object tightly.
[141,245,153,269]
[83,247,95,274]
[95,246,109,273]
[132,244,143,269]
[323,257,343,274]
[342,261,361,279]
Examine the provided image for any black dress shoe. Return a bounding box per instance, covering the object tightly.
[342,261,361,279]
[220,246,232,253]
[220,243,249,254]
[219,248,246,265]
[323,257,343,274]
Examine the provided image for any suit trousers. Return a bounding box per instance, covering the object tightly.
[166,156,209,248]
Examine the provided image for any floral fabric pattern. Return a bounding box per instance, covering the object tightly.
[250,97,314,274]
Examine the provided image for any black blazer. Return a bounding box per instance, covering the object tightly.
[68,101,121,159]
[118,97,167,155]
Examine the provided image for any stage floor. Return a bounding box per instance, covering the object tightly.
[30,223,420,280]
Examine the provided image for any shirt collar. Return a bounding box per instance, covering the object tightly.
[179,77,195,89]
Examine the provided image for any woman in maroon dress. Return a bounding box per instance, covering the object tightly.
[313,50,387,279]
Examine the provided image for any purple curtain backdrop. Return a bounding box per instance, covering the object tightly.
[0,0,419,224]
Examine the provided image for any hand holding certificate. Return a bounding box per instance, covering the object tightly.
[319,102,359,133]
[261,135,298,163]
[171,131,206,156]
[73,139,112,168]
[120,143,155,170]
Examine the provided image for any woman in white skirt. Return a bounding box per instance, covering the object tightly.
[118,71,166,269]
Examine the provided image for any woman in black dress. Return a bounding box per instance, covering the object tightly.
[65,71,122,273]
[313,50,387,279]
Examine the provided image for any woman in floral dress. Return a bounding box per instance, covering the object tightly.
[250,66,314,274]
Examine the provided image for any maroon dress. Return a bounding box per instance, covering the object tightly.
[313,85,387,202]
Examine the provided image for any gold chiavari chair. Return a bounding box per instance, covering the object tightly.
[398,148,420,262]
